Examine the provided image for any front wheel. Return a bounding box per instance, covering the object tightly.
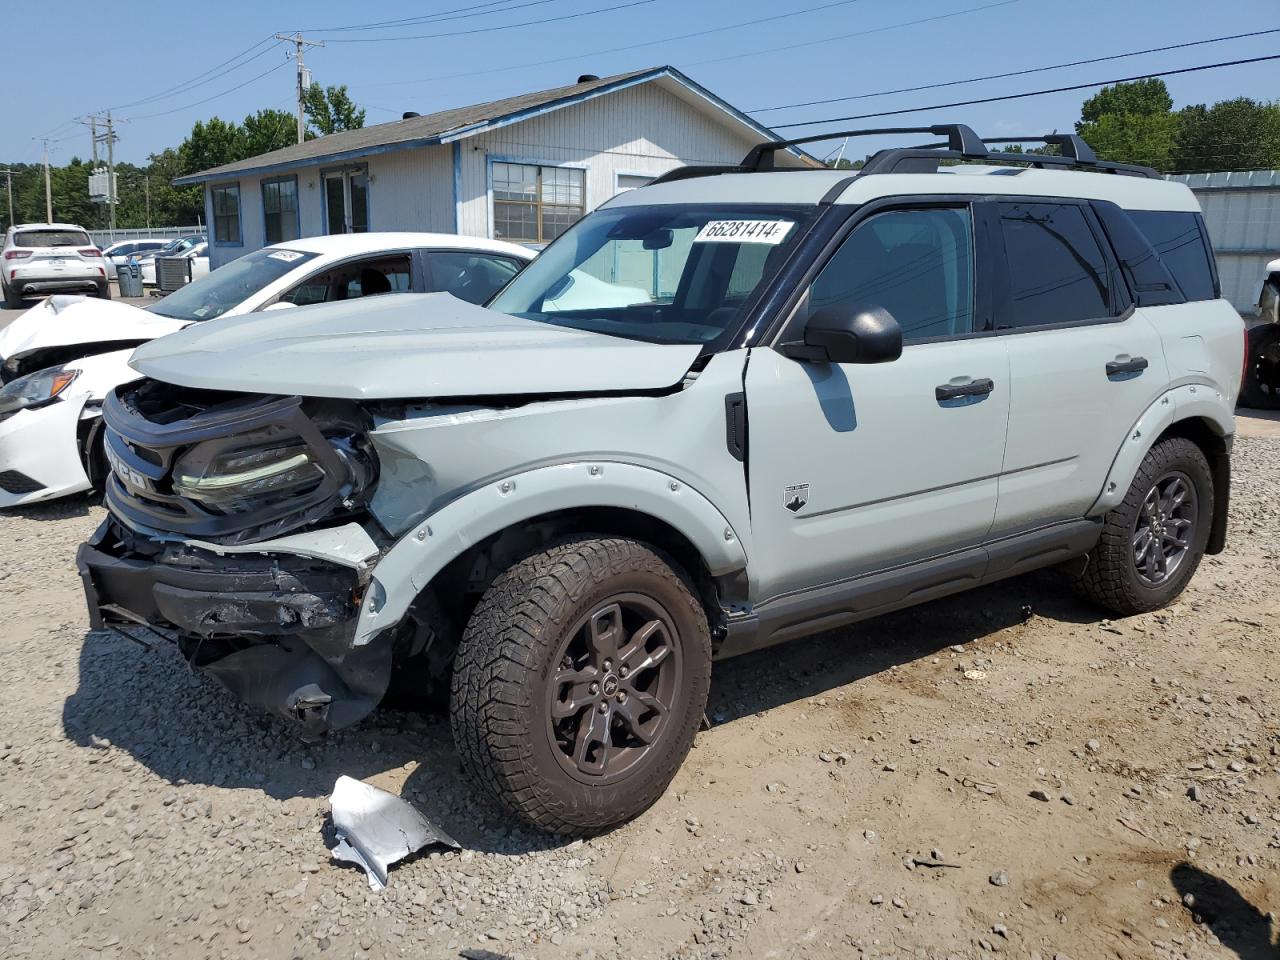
[1240,323,1280,410]
[450,536,711,835]
[1074,437,1213,616]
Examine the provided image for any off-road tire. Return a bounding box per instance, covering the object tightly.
[1074,437,1213,616]
[1240,323,1280,410]
[450,536,711,836]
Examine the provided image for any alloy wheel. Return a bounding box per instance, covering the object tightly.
[1132,471,1197,586]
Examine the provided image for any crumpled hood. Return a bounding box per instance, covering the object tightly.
[0,295,189,364]
[129,293,703,400]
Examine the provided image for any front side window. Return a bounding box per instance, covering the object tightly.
[428,251,523,305]
[211,185,241,245]
[148,247,318,322]
[999,202,1113,328]
[488,204,819,346]
[281,254,412,306]
[809,207,975,342]
[1128,210,1217,302]
[493,162,585,244]
[263,178,300,245]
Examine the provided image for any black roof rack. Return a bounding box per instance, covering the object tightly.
[649,125,1161,186]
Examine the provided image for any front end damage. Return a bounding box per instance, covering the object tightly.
[78,378,393,741]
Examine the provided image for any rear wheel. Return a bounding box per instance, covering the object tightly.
[3,283,23,310]
[1074,437,1213,616]
[96,281,112,301]
[450,536,711,835]
[1240,323,1280,410]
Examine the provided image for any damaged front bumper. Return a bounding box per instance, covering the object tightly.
[77,519,392,740]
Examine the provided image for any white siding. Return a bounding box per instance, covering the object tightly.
[456,82,761,240]
[365,146,455,233]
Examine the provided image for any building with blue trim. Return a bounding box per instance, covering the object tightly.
[173,66,814,269]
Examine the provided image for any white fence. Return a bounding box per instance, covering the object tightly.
[88,225,204,247]
[1169,170,1280,315]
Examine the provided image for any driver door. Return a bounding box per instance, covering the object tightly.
[744,203,1010,601]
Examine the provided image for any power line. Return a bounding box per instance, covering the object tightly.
[770,53,1280,131]
[750,27,1280,114]
[129,60,293,121]
[326,0,657,43]
[301,0,563,33]
[685,0,1017,69]
[107,36,283,111]
[364,0,882,87]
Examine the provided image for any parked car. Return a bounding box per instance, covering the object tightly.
[2,223,109,307]
[1243,259,1280,407]
[139,236,209,287]
[75,126,1243,836]
[100,238,170,280]
[0,232,532,507]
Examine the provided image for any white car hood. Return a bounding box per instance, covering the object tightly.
[0,295,189,364]
[129,292,703,400]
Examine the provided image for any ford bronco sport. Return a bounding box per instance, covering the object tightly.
[77,126,1244,835]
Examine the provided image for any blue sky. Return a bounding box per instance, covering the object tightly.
[12,0,1279,167]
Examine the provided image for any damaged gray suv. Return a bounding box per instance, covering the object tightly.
[78,126,1245,835]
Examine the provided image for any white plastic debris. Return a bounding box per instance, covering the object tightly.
[328,775,460,889]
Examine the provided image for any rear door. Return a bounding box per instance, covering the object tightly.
[990,199,1170,535]
[425,250,525,304]
[744,201,1011,600]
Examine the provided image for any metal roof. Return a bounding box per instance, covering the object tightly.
[173,66,812,186]
[1168,169,1280,190]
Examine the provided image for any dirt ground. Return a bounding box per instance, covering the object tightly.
[0,430,1277,960]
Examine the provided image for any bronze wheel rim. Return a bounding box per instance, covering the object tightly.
[545,593,682,786]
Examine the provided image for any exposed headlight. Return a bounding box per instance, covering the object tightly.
[0,366,80,417]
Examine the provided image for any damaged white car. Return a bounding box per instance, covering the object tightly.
[0,233,533,506]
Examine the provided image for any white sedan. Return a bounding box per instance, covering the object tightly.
[0,232,533,507]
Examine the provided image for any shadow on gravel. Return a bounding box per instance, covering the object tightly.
[708,568,1103,726]
[1171,863,1278,959]
[60,567,1103,853]
[3,491,97,522]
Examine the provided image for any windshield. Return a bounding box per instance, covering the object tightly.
[149,247,317,322]
[487,204,818,346]
[14,229,91,248]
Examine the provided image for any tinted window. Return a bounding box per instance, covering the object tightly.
[998,202,1112,328]
[429,252,522,305]
[1128,210,1217,302]
[281,255,412,306]
[13,229,91,248]
[810,207,975,342]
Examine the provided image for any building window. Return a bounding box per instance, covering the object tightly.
[211,184,241,245]
[615,173,653,195]
[492,162,585,243]
[262,178,299,245]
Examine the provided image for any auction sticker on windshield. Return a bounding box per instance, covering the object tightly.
[268,250,305,262]
[694,220,794,245]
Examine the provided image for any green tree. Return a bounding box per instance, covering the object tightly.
[1076,79,1181,172]
[303,83,366,136]
[1080,78,1173,124]
[243,108,303,156]
[1174,97,1280,173]
[177,116,247,175]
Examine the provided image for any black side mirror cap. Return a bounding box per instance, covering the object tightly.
[782,304,904,365]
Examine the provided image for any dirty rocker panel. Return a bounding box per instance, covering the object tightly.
[718,519,1101,658]
[77,520,394,741]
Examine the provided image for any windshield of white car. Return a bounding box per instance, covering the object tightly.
[148,247,318,322]
[486,204,818,346]
[14,229,91,248]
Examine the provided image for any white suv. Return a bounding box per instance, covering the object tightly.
[2,223,109,307]
[79,126,1244,836]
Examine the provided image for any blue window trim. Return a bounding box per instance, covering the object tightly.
[261,174,301,245]
[486,154,589,246]
[210,181,243,247]
[319,163,371,234]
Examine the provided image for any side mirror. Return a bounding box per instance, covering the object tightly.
[784,304,903,364]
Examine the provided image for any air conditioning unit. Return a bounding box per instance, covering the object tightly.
[156,256,193,293]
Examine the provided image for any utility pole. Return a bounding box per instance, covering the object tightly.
[106,111,116,233]
[275,33,324,144]
[0,170,14,228]
[41,141,52,222]
[144,176,151,229]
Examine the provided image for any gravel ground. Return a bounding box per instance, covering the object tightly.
[0,437,1277,960]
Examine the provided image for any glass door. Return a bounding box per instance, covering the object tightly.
[324,170,369,234]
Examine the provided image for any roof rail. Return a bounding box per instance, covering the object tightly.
[649,125,1161,187]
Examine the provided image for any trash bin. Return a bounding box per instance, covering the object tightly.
[117,260,143,298]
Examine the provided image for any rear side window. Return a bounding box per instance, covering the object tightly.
[1128,210,1217,302]
[13,229,91,248]
[997,202,1113,328]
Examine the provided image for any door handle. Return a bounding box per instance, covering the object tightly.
[935,378,995,403]
[1106,356,1149,378]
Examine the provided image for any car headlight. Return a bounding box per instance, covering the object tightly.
[0,366,80,417]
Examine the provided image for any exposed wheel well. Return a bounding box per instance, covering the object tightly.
[1153,416,1231,555]
[400,507,737,679]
